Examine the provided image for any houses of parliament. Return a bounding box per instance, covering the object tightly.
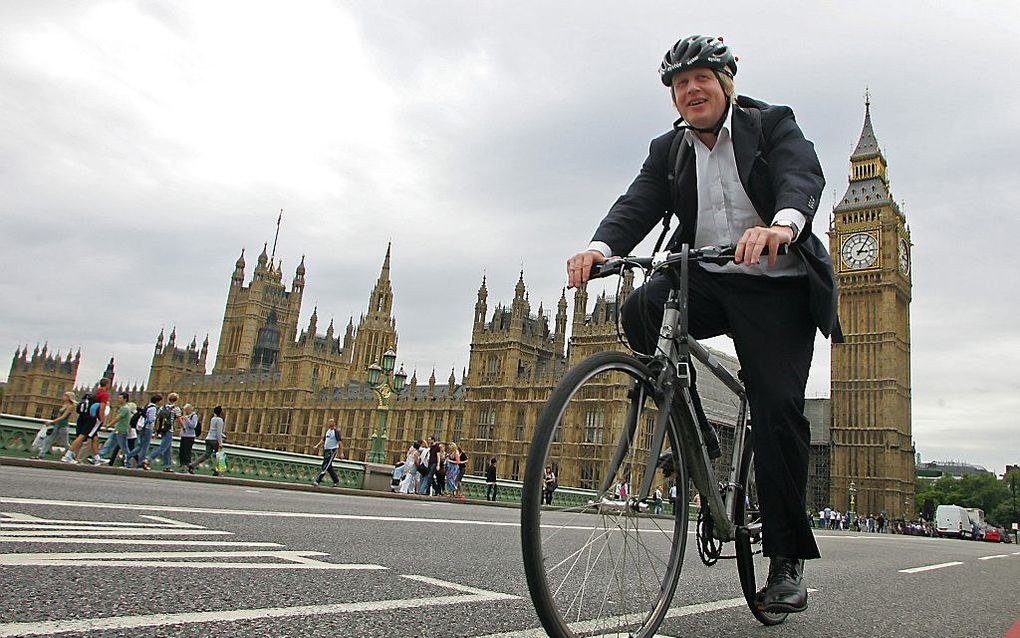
[2,102,915,517]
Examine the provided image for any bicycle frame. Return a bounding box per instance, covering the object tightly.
[601,244,752,542]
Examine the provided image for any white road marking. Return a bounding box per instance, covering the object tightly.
[0,513,204,529]
[0,537,282,547]
[0,496,674,533]
[0,529,232,537]
[899,561,964,574]
[244,489,259,493]
[977,554,1009,560]
[0,574,516,637]
[1013,552,1020,555]
[0,549,386,570]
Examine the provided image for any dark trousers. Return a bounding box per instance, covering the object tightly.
[179,437,195,467]
[315,449,340,484]
[189,440,221,471]
[621,266,819,560]
[486,483,498,501]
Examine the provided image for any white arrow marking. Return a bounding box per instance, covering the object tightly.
[0,574,515,636]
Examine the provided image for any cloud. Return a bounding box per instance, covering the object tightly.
[2,1,1019,474]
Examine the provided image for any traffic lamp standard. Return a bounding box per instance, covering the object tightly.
[366,348,407,464]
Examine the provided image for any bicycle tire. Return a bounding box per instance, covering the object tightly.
[734,438,789,626]
[521,351,689,638]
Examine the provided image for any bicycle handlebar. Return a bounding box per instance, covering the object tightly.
[590,244,788,280]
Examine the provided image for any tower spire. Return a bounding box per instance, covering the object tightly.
[271,209,283,262]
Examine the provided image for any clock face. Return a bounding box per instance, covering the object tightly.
[841,232,879,269]
[898,238,910,275]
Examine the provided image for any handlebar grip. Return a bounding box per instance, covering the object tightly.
[590,260,623,280]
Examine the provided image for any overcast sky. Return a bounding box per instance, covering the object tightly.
[2,1,1018,474]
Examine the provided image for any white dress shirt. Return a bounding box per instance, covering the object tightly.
[590,107,807,277]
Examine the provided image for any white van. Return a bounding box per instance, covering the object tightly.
[965,508,986,539]
[936,505,973,539]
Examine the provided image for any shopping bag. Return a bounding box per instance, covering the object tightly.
[30,427,47,451]
[214,450,227,474]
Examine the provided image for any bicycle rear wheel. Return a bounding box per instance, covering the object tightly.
[734,440,788,626]
[521,351,689,638]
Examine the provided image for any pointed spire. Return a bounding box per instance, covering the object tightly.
[75,348,81,361]
[852,91,880,159]
[189,336,197,351]
[235,248,246,270]
[515,270,526,299]
[448,367,456,386]
[258,242,269,265]
[296,254,306,276]
[382,241,391,276]
[41,342,48,357]
[326,317,335,341]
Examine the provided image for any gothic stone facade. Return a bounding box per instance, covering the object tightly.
[829,101,915,518]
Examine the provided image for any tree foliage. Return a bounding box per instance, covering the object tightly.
[916,469,1020,527]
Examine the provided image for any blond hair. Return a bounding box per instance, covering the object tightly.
[670,70,738,107]
[168,392,179,403]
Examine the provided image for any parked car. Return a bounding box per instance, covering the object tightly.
[983,527,1001,543]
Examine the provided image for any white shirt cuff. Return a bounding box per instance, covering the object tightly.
[772,208,807,242]
[586,241,613,259]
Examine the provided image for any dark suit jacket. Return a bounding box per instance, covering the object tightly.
[591,95,841,339]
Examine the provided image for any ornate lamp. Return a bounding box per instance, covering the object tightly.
[393,365,407,392]
[367,361,383,386]
[382,349,397,374]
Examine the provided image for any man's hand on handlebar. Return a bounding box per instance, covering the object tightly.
[735,225,794,268]
[566,250,607,289]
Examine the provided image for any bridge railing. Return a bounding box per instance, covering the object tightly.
[1,413,608,508]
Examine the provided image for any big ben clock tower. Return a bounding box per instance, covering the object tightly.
[830,96,914,518]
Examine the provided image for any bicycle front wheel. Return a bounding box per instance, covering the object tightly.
[521,351,689,638]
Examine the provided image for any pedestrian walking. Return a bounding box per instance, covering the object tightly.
[62,377,110,464]
[454,447,468,497]
[445,443,462,496]
[96,393,133,465]
[179,404,199,468]
[398,441,422,494]
[36,391,75,460]
[418,436,440,495]
[669,484,677,514]
[312,418,343,487]
[485,457,498,502]
[653,485,664,515]
[125,395,161,469]
[543,465,557,505]
[185,406,225,475]
[145,392,183,471]
[433,443,447,497]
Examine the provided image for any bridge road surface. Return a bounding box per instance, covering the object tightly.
[0,465,1017,638]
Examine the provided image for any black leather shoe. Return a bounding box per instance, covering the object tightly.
[761,557,807,613]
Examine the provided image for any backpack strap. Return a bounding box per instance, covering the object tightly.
[655,128,694,253]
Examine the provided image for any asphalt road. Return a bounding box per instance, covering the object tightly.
[0,465,1017,638]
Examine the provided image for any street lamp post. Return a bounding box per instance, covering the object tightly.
[366,349,407,465]
[848,481,857,519]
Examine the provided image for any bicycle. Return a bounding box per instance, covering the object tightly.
[521,244,789,638]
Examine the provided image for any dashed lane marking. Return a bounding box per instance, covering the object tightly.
[0,549,386,570]
[0,574,517,637]
[977,554,1010,560]
[899,561,964,574]
[0,528,232,537]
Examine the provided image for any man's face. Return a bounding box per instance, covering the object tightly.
[671,67,727,129]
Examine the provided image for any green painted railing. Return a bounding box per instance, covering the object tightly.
[2,413,679,512]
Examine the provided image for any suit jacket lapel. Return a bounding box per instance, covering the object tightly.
[731,105,760,197]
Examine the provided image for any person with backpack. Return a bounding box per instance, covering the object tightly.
[184,405,225,475]
[311,417,343,487]
[96,393,134,465]
[179,404,199,468]
[125,395,161,469]
[62,377,110,464]
[565,35,840,614]
[144,392,183,471]
[36,391,75,460]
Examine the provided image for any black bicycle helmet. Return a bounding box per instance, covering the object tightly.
[659,35,737,87]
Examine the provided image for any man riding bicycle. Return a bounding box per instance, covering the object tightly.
[566,35,840,614]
